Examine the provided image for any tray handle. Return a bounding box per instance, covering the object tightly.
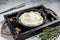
[1,21,12,35]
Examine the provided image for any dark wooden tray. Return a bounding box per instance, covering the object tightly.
[4,5,60,40]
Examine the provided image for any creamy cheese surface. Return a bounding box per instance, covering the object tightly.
[19,11,43,27]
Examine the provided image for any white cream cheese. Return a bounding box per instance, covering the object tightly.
[19,11,43,27]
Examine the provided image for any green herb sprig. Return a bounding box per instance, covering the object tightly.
[39,25,60,40]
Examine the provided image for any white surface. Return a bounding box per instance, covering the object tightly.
[0,0,60,40]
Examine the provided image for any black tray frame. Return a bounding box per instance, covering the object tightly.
[4,5,60,40]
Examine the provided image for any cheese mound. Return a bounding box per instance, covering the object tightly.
[19,11,43,27]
